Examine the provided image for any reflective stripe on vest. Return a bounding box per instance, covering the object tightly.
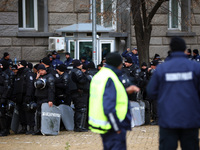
[88,67,128,134]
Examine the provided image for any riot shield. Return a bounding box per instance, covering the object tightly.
[41,103,61,135]
[59,104,74,131]
[11,106,20,134]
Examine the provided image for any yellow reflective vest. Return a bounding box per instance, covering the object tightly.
[88,67,128,134]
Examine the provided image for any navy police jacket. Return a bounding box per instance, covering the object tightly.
[103,65,132,132]
[147,52,200,129]
[122,50,139,66]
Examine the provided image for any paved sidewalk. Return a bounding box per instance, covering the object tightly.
[0,125,183,150]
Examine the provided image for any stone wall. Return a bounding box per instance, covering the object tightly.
[48,0,90,33]
[0,0,48,62]
[0,0,91,62]
[1,0,200,62]
[130,1,200,59]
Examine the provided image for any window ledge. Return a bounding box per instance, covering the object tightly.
[166,31,196,37]
[17,32,60,37]
[109,32,128,37]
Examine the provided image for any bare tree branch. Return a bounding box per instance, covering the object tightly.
[147,0,169,25]
[141,0,147,27]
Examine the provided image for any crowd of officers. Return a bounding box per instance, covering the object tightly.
[0,47,199,137]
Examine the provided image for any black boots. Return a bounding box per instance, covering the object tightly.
[74,108,88,132]
[26,126,34,135]
[0,117,9,136]
[32,114,42,135]
[18,125,27,134]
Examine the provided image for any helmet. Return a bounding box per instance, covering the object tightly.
[121,74,131,88]
[34,78,46,89]
[7,100,15,111]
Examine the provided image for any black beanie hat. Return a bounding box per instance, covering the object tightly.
[1,60,9,71]
[18,60,27,67]
[41,57,50,65]
[3,52,9,58]
[193,49,199,55]
[52,50,57,55]
[141,62,147,67]
[27,62,33,70]
[124,57,132,63]
[170,37,186,52]
[82,64,88,70]
[87,61,95,69]
[81,56,87,60]
[56,64,66,72]
[33,64,39,70]
[73,59,81,68]
[106,52,122,68]
[150,60,159,66]
[65,52,70,55]
[37,64,46,71]
[187,49,191,53]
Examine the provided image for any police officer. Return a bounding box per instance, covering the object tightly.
[12,60,35,134]
[68,59,89,132]
[186,49,193,60]
[192,49,200,62]
[147,60,159,125]
[41,57,59,78]
[147,37,200,150]
[55,64,70,106]
[87,61,98,77]
[122,57,141,101]
[33,64,55,135]
[89,52,140,150]
[0,61,14,136]
[52,55,63,69]
[139,62,148,100]
[122,48,139,66]
[64,52,73,67]
[1,52,12,67]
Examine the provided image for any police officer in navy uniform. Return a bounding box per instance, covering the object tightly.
[1,52,12,67]
[147,37,200,150]
[147,60,159,125]
[192,49,200,62]
[64,52,73,67]
[55,64,70,106]
[33,64,55,135]
[122,48,139,66]
[87,61,98,77]
[139,62,148,100]
[41,57,59,78]
[186,49,193,60]
[122,57,140,101]
[89,53,140,150]
[12,60,35,134]
[68,59,89,132]
[0,61,14,136]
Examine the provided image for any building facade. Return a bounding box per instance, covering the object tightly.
[0,0,199,63]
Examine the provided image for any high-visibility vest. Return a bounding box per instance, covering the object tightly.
[88,67,128,134]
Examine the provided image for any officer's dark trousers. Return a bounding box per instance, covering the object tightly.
[101,129,127,150]
[18,104,27,126]
[159,127,199,150]
[25,111,35,127]
[152,100,158,120]
[71,92,88,129]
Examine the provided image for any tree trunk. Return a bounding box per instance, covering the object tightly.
[136,25,152,66]
[131,0,167,66]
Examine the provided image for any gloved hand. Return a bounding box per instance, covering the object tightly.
[25,96,32,104]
